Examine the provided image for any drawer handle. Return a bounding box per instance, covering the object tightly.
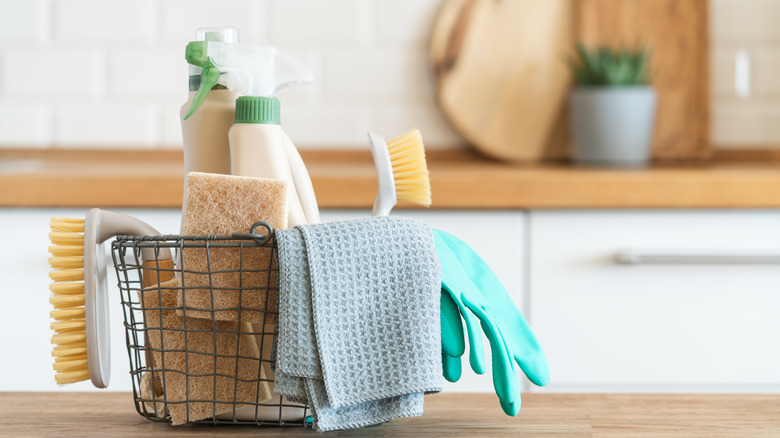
[615,249,780,265]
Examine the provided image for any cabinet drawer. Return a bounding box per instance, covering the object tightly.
[529,210,780,392]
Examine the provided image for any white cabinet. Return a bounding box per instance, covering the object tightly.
[529,210,780,393]
[1,207,527,395]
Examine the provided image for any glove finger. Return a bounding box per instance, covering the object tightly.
[514,347,550,387]
[462,292,520,405]
[500,399,521,416]
[440,290,465,357]
[462,303,486,375]
[442,282,486,375]
[442,351,462,383]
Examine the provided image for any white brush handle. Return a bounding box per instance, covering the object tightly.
[85,209,172,388]
[368,131,396,217]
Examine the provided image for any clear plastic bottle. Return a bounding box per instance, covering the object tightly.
[180,27,240,176]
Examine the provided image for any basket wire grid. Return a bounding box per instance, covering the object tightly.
[111,221,310,427]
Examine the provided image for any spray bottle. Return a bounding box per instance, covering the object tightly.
[180,27,240,176]
[184,41,320,227]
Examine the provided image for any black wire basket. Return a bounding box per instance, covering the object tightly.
[111,221,310,427]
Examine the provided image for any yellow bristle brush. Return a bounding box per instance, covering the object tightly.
[49,209,174,387]
[368,129,432,216]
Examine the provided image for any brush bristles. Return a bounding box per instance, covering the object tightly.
[49,217,89,386]
[49,256,84,270]
[51,308,85,320]
[386,129,432,207]
[49,269,84,282]
[49,245,84,257]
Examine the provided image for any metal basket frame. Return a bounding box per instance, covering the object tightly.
[111,221,310,427]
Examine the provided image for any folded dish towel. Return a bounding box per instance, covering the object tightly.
[273,216,442,431]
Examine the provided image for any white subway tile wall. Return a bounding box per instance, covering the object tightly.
[0,1,768,149]
[0,0,465,149]
[711,0,780,147]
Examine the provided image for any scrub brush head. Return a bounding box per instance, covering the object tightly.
[48,209,174,388]
[387,129,431,207]
[49,217,90,385]
[369,128,432,216]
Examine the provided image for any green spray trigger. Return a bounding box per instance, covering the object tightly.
[182,40,313,121]
[183,58,220,120]
[183,41,221,120]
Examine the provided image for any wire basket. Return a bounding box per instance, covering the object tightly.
[111,221,310,427]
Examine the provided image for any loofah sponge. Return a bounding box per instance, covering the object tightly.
[179,172,288,324]
[139,277,273,425]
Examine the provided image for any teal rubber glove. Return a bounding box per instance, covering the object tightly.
[434,229,550,415]
[437,233,520,412]
[438,230,550,387]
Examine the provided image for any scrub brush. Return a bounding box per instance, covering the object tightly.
[49,209,174,388]
[368,129,432,216]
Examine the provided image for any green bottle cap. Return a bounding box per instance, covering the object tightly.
[234,96,280,125]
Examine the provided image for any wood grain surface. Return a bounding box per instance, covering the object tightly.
[430,0,573,162]
[4,148,780,209]
[1,392,779,437]
[574,0,711,161]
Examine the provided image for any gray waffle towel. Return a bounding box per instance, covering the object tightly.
[273,216,442,431]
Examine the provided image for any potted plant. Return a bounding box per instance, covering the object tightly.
[568,45,656,167]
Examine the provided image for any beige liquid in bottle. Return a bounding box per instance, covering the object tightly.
[180,89,241,175]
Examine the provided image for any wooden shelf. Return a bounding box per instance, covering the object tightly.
[3,148,780,208]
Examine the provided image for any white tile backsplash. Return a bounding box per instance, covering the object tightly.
[710,0,780,44]
[109,49,188,97]
[0,0,460,149]
[374,0,441,46]
[160,99,184,147]
[2,49,104,98]
[753,48,780,97]
[54,103,158,147]
[710,1,780,147]
[0,0,49,44]
[283,102,373,147]
[324,48,430,101]
[54,0,157,43]
[0,102,52,147]
[3,0,780,150]
[712,102,780,146]
[270,0,370,46]
[375,103,465,149]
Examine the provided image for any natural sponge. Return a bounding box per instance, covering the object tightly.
[179,172,288,324]
[139,277,272,425]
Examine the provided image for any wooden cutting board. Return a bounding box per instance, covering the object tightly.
[430,0,573,162]
[430,0,710,162]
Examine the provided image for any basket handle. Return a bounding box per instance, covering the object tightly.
[232,221,274,245]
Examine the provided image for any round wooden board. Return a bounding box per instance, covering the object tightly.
[430,0,573,162]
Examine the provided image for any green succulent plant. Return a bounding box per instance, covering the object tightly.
[569,44,651,86]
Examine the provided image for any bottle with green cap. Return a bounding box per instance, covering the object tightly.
[183,39,317,227]
[180,27,240,177]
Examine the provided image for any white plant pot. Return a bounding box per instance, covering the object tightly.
[570,86,657,167]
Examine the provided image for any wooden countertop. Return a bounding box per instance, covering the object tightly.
[2,392,778,436]
[3,148,780,209]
